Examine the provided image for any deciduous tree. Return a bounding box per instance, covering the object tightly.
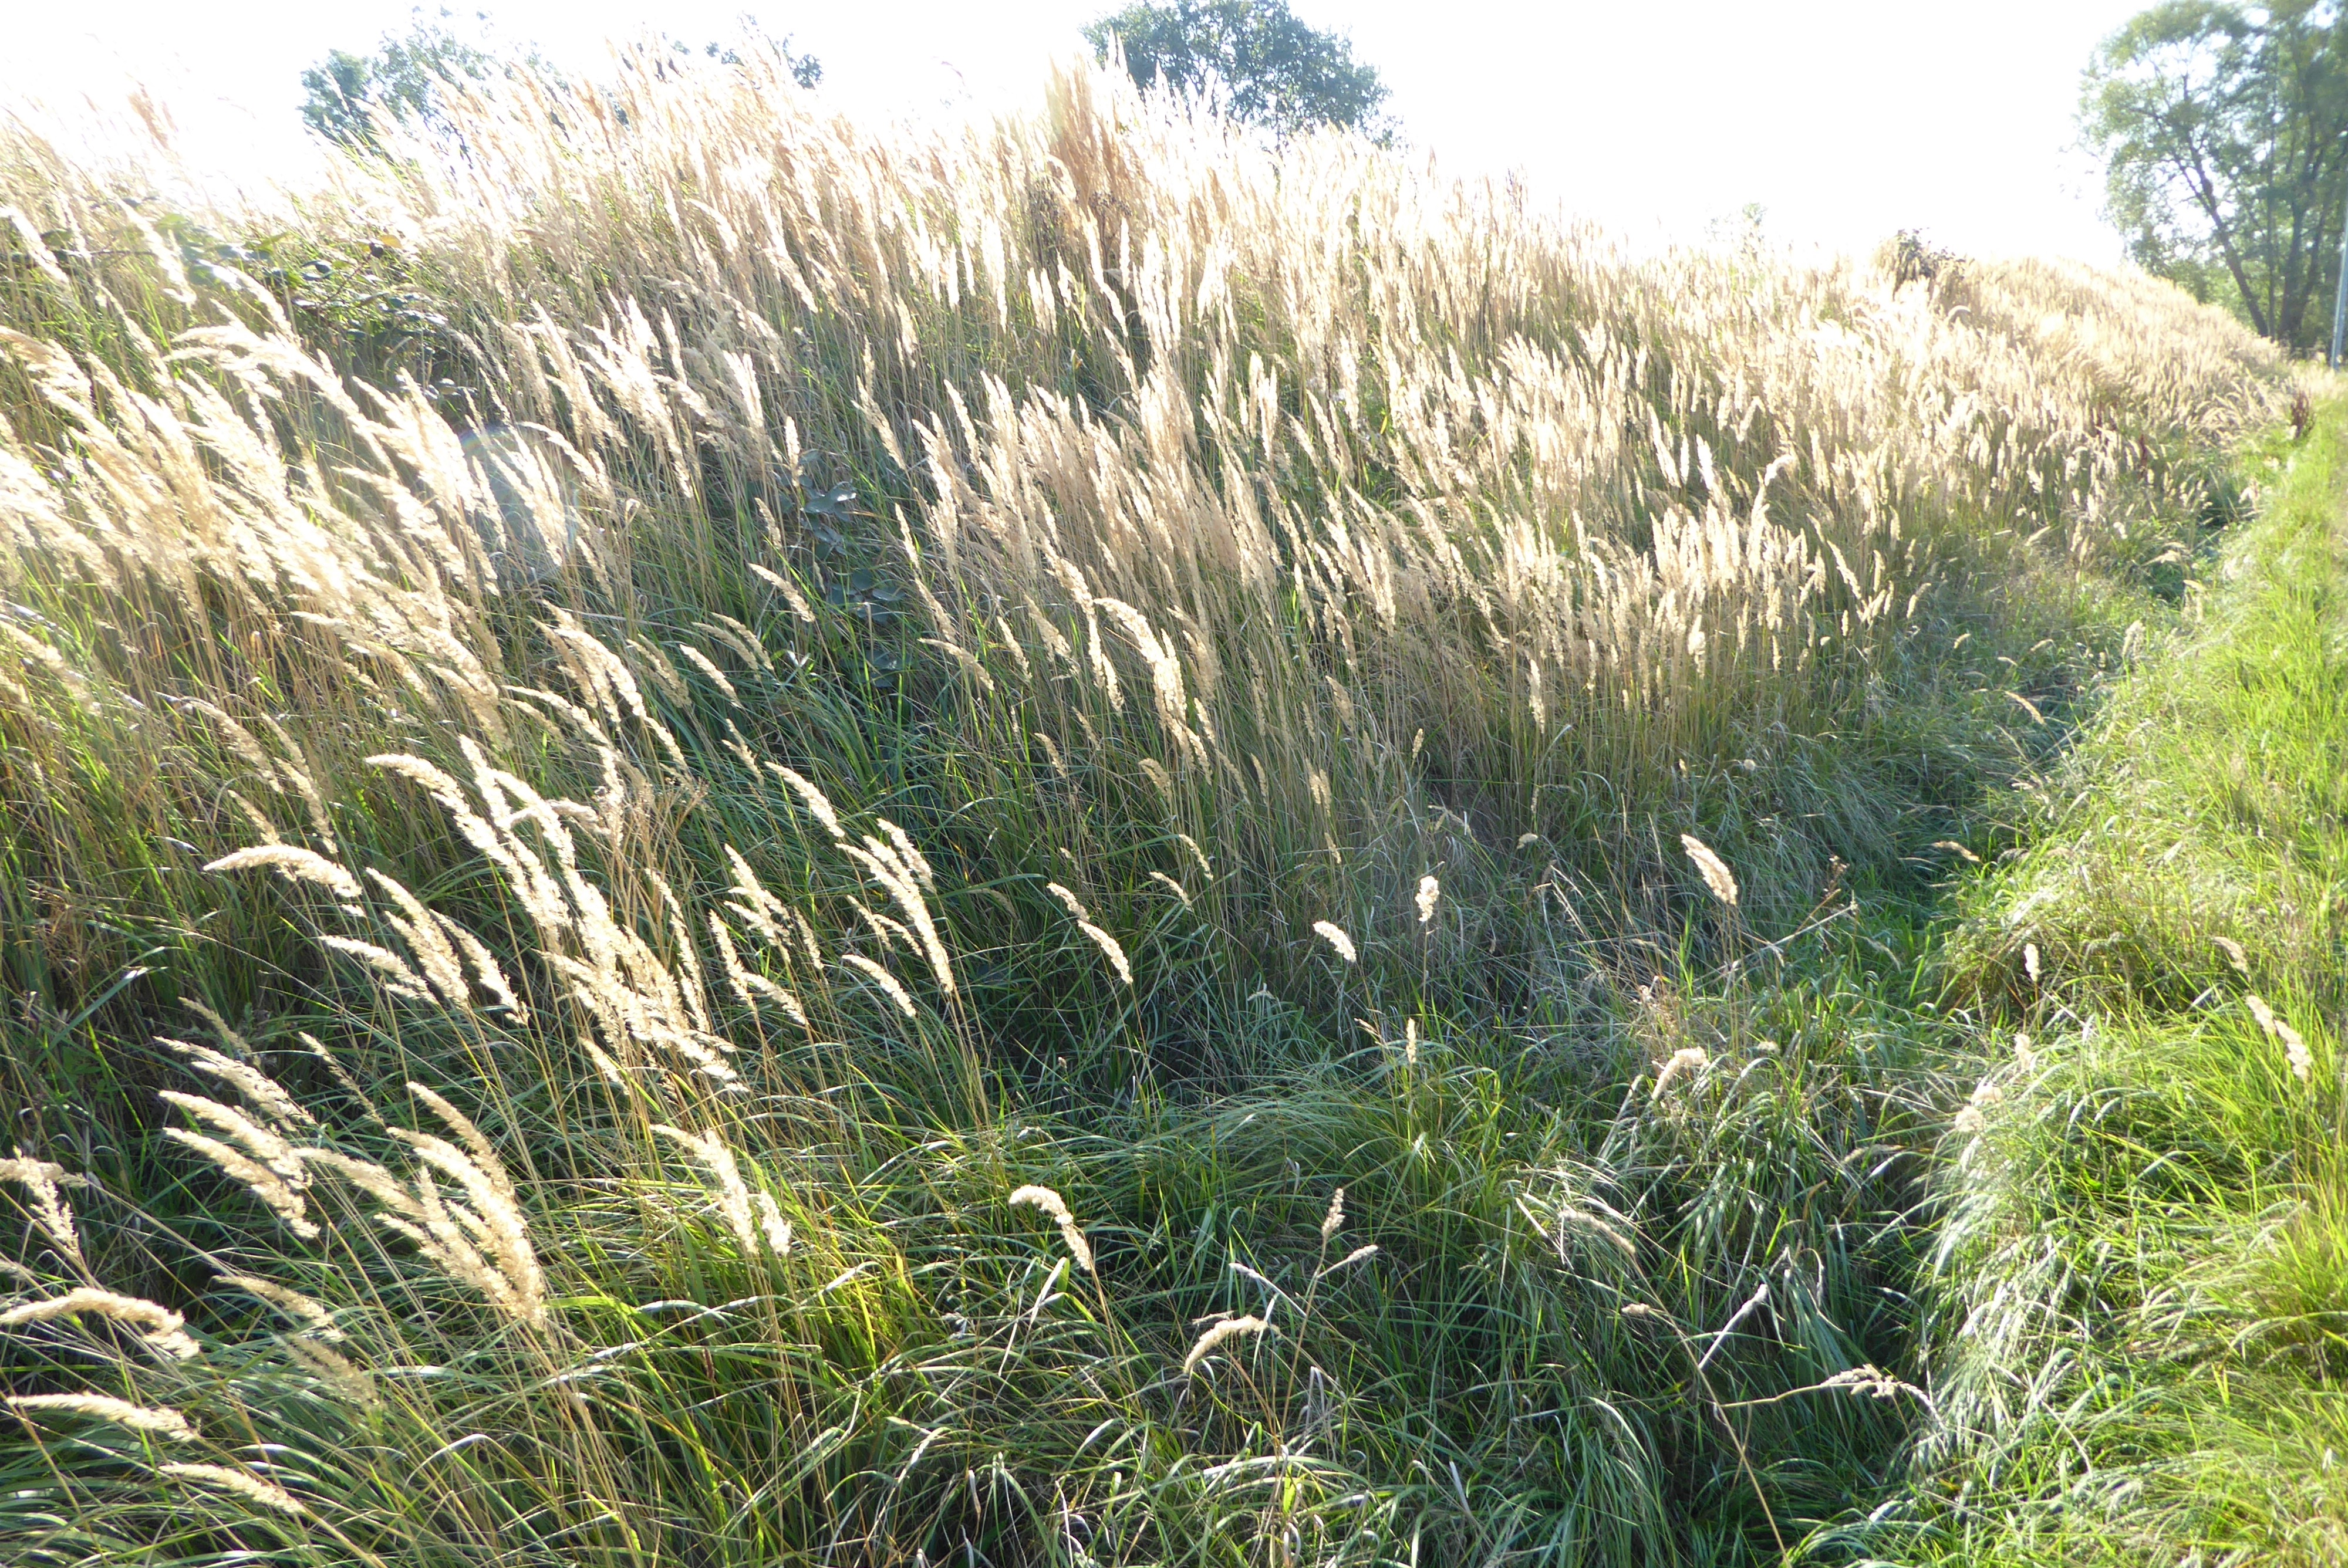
[301,14,820,154]
[1085,0,1391,138]
[2083,1,2348,349]
[300,17,494,151]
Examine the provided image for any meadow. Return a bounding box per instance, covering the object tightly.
[0,53,2334,1566]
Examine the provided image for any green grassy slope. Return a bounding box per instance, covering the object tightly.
[1875,398,2348,1566]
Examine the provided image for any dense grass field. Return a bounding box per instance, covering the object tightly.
[0,55,2336,1566]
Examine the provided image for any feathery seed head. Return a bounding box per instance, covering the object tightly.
[1651,1046,1709,1098]
[1010,1184,1095,1273]
[1,1153,86,1270]
[2246,993,2313,1084]
[162,1038,313,1129]
[160,1461,308,1516]
[840,953,918,1018]
[1077,921,1133,985]
[204,844,362,900]
[6,1392,196,1441]
[754,1190,795,1255]
[1,1288,200,1359]
[1680,835,1738,907]
[1183,1313,1267,1376]
[776,767,845,840]
[215,1273,342,1340]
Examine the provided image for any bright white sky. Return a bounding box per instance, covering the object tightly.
[4,1,2143,263]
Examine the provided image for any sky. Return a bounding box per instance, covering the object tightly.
[2,1,2145,263]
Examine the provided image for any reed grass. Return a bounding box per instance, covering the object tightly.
[0,49,2308,1567]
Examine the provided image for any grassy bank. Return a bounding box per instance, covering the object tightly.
[1873,398,2348,1566]
[0,56,2309,1566]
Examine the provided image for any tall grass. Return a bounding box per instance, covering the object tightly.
[1865,405,2347,1567]
[0,52,2296,1566]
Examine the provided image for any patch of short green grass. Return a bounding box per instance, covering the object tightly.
[1880,395,2348,1568]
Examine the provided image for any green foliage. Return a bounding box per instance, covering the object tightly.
[299,15,819,153]
[663,26,824,87]
[299,15,496,150]
[1085,0,1391,137]
[2082,1,2348,350]
[1887,228,1968,289]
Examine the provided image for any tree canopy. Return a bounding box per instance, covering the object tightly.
[300,19,496,150]
[1085,1,1391,138]
[2082,1,2348,350]
[301,15,821,153]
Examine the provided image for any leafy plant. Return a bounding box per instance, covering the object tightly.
[1086,0,1392,138]
[2082,1,2348,350]
[299,12,498,151]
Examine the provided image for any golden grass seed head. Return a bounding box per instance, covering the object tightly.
[1679,836,1738,907]
[158,1124,318,1240]
[1075,921,1133,985]
[203,845,363,901]
[0,1287,200,1359]
[839,953,918,1018]
[318,935,431,1000]
[873,817,937,893]
[1316,1243,1380,1282]
[157,1093,302,1182]
[1651,1046,1709,1099]
[2246,993,2314,1084]
[5,1392,197,1442]
[214,1273,342,1340]
[775,767,845,840]
[1009,1184,1095,1273]
[159,1461,309,1516]
[1175,834,1213,882]
[406,1083,520,1210]
[161,1033,315,1131]
[284,1337,377,1409]
[0,1153,87,1272]
[654,1124,761,1257]
[1312,921,1356,963]
[754,1190,794,1256]
[1183,1313,1267,1376]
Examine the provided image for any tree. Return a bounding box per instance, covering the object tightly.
[1084,1,1391,138]
[301,13,821,153]
[2082,2,2348,350]
[656,25,823,87]
[300,15,496,151]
